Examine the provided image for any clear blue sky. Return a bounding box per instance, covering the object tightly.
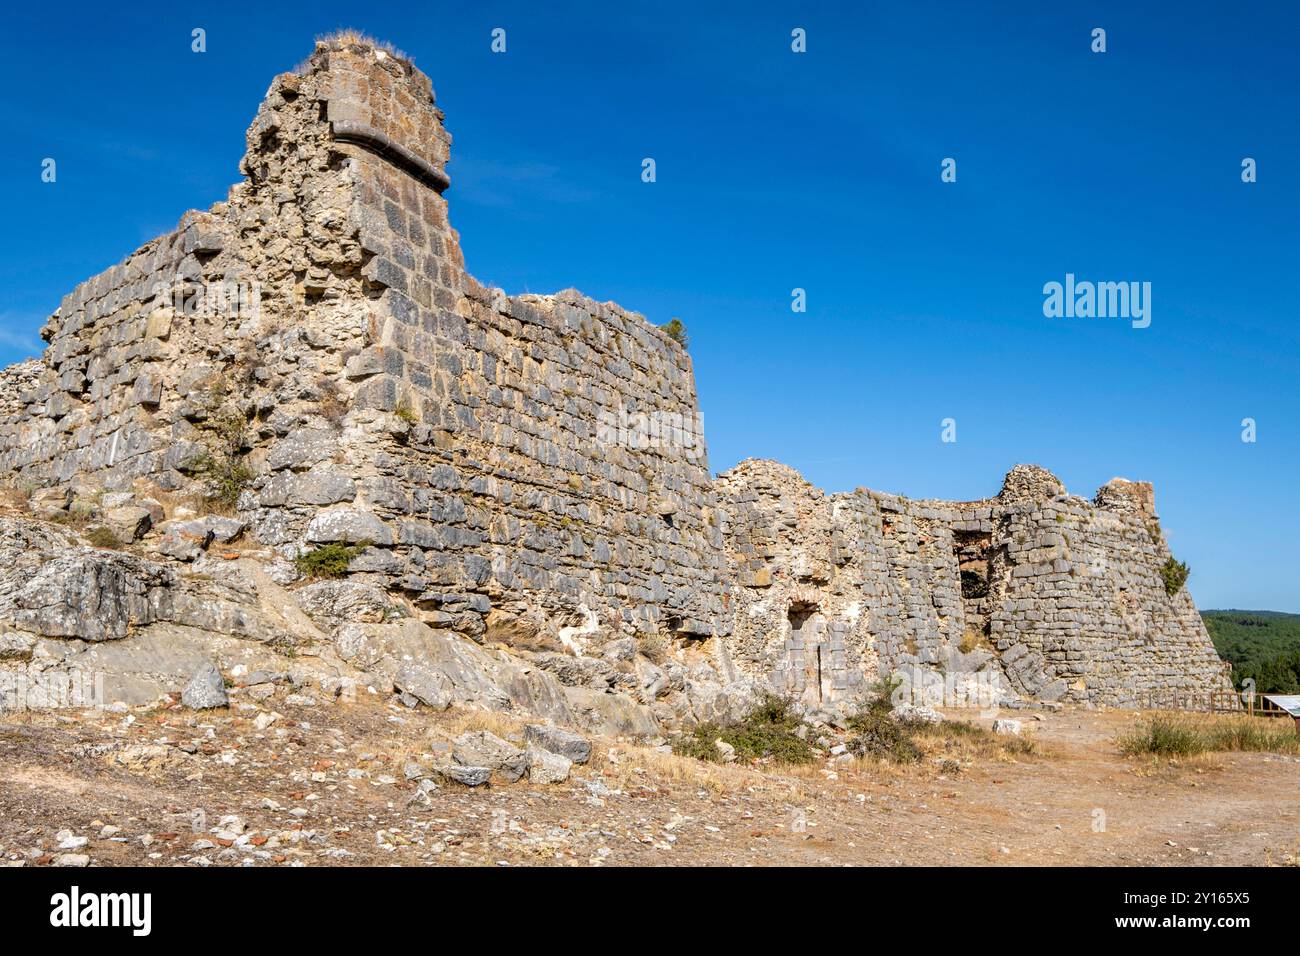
[2,2,1297,611]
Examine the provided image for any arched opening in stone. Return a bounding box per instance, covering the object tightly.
[788,602,818,632]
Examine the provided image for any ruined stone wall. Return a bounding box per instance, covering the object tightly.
[0,226,189,488]
[718,461,1232,709]
[0,36,1226,714]
[0,38,731,661]
[0,44,372,497]
[987,473,1229,706]
[260,42,732,649]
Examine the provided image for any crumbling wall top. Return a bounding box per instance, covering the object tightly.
[1094,477,1157,516]
[998,463,1065,502]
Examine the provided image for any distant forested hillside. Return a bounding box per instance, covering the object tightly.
[1203,610,1300,693]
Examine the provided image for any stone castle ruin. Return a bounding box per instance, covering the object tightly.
[0,37,1231,727]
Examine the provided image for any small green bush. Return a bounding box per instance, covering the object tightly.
[670,692,813,764]
[294,541,371,578]
[845,706,922,763]
[1160,556,1190,596]
[193,453,255,510]
[844,686,923,763]
[661,318,689,349]
[184,389,256,510]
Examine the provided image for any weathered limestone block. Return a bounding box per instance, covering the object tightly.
[102,504,153,542]
[452,731,529,783]
[524,723,592,764]
[181,662,229,709]
[1,550,170,642]
[305,508,394,546]
[258,468,357,507]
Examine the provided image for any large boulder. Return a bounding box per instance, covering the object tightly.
[102,505,153,543]
[524,724,592,764]
[0,545,171,643]
[393,663,451,709]
[334,618,574,723]
[526,747,572,784]
[452,731,529,783]
[181,662,229,709]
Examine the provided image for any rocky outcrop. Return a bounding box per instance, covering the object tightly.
[0,511,750,733]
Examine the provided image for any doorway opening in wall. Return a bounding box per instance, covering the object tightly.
[787,602,823,703]
[954,531,992,600]
[954,529,995,651]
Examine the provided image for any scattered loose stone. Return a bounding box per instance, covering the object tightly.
[182,663,229,710]
[436,765,491,787]
[527,747,572,784]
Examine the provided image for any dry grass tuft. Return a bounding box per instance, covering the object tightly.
[915,720,1042,762]
[590,742,794,795]
[1119,712,1300,758]
[429,707,529,743]
[315,29,412,64]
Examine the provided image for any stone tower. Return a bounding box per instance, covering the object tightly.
[0,36,732,658]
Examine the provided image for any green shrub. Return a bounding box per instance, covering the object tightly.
[294,541,371,578]
[670,692,813,765]
[661,318,689,349]
[1160,556,1190,596]
[184,387,256,510]
[845,706,922,763]
[841,680,923,763]
[192,452,255,510]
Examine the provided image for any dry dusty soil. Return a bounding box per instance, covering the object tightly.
[1,696,1297,867]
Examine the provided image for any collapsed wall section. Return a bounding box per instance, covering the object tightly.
[988,473,1231,706]
[718,461,1232,708]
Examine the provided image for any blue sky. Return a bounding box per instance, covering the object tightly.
[2,2,1297,611]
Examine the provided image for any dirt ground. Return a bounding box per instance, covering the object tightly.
[1,696,1297,867]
